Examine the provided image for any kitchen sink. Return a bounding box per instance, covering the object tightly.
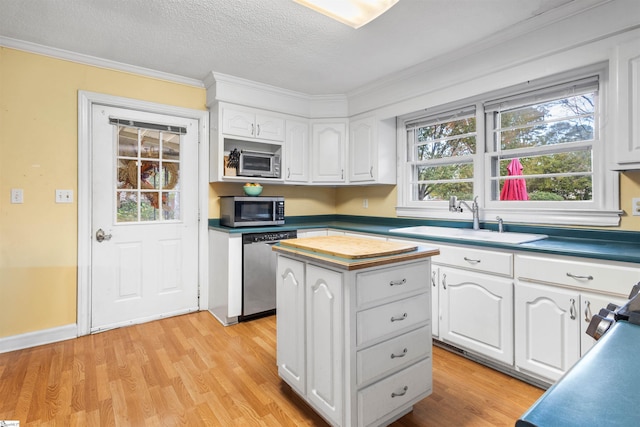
[388,226,547,244]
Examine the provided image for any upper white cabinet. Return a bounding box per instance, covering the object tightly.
[348,116,396,184]
[613,38,640,169]
[222,106,284,142]
[311,120,347,183]
[284,119,310,183]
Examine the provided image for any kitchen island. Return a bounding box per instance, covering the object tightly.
[273,236,440,427]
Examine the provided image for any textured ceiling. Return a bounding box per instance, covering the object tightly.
[0,0,599,94]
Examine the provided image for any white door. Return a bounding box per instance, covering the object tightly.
[90,105,199,332]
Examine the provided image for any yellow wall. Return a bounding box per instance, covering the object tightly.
[0,48,206,338]
[620,171,640,231]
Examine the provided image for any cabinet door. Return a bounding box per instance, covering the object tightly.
[349,116,375,182]
[580,292,627,356]
[306,264,343,425]
[515,281,580,382]
[439,267,513,365]
[311,121,346,182]
[285,120,309,182]
[614,38,640,167]
[221,108,255,138]
[255,114,285,141]
[276,256,306,394]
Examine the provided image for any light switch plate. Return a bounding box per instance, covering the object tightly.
[55,189,74,204]
[11,188,23,204]
[632,198,640,216]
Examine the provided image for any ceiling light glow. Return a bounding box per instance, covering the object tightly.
[294,0,399,29]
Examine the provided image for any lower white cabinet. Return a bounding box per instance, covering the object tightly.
[439,267,514,365]
[276,253,433,427]
[514,281,581,383]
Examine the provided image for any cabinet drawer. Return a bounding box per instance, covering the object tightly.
[357,357,432,427]
[357,325,431,386]
[357,292,430,347]
[435,245,513,277]
[515,254,640,296]
[356,261,429,308]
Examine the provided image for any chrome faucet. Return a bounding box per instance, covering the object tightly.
[496,216,504,233]
[449,195,480,230]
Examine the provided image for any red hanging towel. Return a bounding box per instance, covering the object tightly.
[500,158,529,200]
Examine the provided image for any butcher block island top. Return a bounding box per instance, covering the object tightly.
[273,235,440,270]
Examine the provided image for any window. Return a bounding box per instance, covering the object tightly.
[397,67,620,226]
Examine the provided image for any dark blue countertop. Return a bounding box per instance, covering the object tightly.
[208,215,640,264]
[516,320,640,427]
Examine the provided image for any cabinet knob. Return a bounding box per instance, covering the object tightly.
[569,298,577,320]
[391,348,408,359]
[391,386,408,398]
[390,313,408,322]
[389,278,406,287]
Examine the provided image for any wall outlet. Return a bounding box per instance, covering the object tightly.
[362,198,368,208]
[11,188,24,204]
[56,189,74,204]
[632,198,640,216]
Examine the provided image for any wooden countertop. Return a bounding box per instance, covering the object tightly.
[273,236,440,270]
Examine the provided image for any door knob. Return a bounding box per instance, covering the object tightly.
[96,228,112,242]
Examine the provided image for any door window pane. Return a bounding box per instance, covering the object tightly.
[115,125,182,223]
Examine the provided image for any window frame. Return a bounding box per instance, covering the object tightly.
[396,64,621,227]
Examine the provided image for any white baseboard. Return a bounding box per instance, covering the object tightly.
[0,324,77,353]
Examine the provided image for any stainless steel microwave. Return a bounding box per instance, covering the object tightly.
[238,149,281,178]
[219,196,285,227]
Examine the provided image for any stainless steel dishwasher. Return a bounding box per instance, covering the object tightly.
[240,230,297,321]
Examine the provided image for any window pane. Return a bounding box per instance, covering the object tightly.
[497,93,595,150]
[141,129,161,158]
[413,182,474,201]
[117,191,139,222]
[493,151,593,201]
[140,192,161,221]
[118,126,138,157]
[162,192,180,220]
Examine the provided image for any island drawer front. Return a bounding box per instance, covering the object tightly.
[515,254,639,296]
[356,261,429,308]
[357,357,432,427]
[356,325,431,386]
[357,292,430,347]
[435,245,513,277]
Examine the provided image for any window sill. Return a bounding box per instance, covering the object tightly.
[396,206,623,227]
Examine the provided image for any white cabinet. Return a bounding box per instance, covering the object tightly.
[432,244,514,365]
[207,230,242,325]
[284,119,310,182]
[514,253,637,383]
[439,267,514,365]
[222,106,284,142]
[514,281,580,383]
[276,256,306,395]
[305,265,344,424]
[613,37,640,169]
[276,256,344,426]
[348,116,396,184]
[275,251,433,427]
[311,120,347,183]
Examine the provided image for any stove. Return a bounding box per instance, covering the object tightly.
[586,282,640,340]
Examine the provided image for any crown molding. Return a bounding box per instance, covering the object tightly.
[0,36,205,88]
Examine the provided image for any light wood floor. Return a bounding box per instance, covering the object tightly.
[0,312,543,426]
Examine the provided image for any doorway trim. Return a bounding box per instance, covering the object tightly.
[77,91,209,336]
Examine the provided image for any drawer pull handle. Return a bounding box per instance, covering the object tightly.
[569,298,577,320]
[431,271,436,287]
[390,278,407,287]
[442,273,447,290]
[391,348,408,359]
[584,300,592,322]
[566,272,594,281]
[391,386,408,398]
[390,313,408,322]
[464,257,481,264]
